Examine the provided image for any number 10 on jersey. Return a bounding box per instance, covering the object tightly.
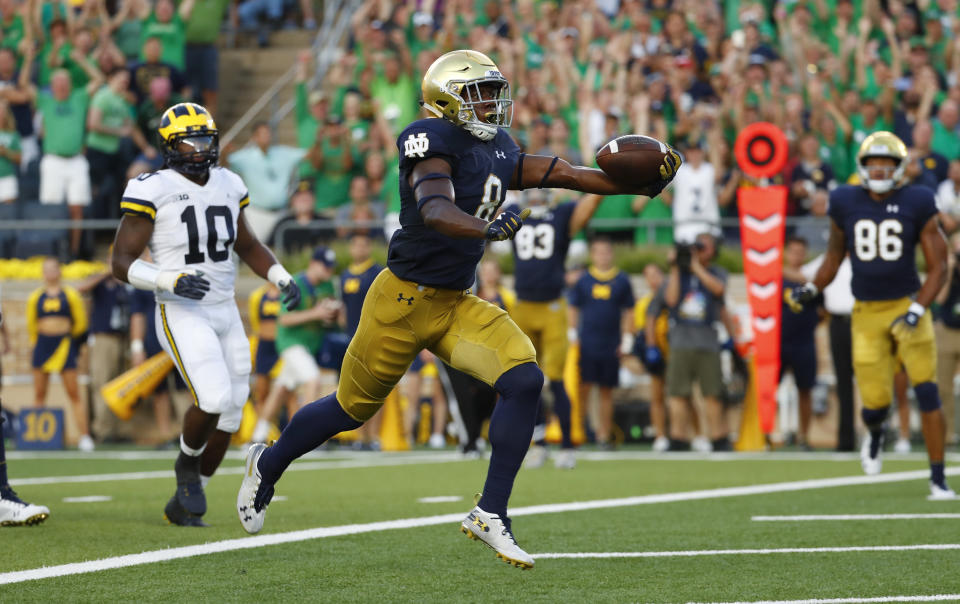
[180,206,235,264]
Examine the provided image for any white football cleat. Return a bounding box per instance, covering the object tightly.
[460,506,534,569]
[928,481,957,501]
[77,434,95,452]
[894,438,911,454]
[0,487,49,527]
[553,449,576,470]
[428,433,445,449]
[524,445,547,469]
[860,432,883,475]
[691,436,712,453]
[237,443,270,534]
[652,436,670,453]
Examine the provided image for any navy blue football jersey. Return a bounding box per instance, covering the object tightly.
[503,201,576,302]
[568,267,635,356]
[828,184,938,301]
[340,259,383,336]
[388,118,520,290]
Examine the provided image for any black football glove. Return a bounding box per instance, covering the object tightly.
[784,282,818,313]
[171,271,211,300]
[484,208,531,241]
[891,302,925,342]
[279,278,301,311]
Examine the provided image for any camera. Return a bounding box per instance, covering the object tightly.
[675,243,693,271]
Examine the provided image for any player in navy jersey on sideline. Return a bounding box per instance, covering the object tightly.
[568,238,636,450]
[787,132,954,499]
[238,49,681,568]
[503,188,604,469]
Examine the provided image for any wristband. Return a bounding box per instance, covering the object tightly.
[620,333,635,356]
[567,327,578,343]
[127,258,162,291]
[267,264,294,288]
[130,339,144,354]
[908,302,926,317]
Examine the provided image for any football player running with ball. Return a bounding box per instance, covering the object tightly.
[786,132,954,500]
[237,50,681,568]
[111,103,302,526]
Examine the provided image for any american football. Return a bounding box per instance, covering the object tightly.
[596,135,671,188]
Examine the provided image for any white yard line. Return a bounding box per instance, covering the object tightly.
[753,514,960,522]
[534,544,960,558]
[2,468,958,585]
[693,595,960,604]
[11,450,960,463]
[10,453,468,486]
[61,496,112,503]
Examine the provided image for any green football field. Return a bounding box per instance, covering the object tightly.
[4,447,960,603]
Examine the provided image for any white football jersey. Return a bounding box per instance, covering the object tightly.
[120,167,250,304]
[672,161,720,244]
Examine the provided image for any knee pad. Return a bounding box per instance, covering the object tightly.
[915,382,941,412]
[494,362,544,401]
[861,406,889,429]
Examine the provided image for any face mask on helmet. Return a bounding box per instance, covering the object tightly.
[456,78,513,141]
[165,132,219,175]
[857,157,904,194]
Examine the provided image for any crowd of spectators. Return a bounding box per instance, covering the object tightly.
[251,0,960,255]
[0,0,314,260]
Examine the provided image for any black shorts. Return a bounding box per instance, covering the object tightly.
[255,339,279,376]
[579,353,620,387]
[780,339,816,390]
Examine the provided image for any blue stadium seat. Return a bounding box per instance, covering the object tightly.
[0,202,17,258]
[13,202,69,259]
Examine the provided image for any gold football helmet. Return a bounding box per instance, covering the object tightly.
[421,50,512,141]
[158,102,219,175]
[856,131,908,194]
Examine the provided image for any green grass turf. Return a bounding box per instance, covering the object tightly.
[4,450,960,602]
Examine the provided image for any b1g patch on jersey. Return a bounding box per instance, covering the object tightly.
[404,132,430,158]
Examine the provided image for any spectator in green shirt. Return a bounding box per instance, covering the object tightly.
[931,100,960,161]
[86,68,156,220]
[259,246,340,422]
[139,0,193,71]
[21,44,104,257]
[369,52,418,137]
[184,0,229,114]
[305,115,355,214]
[105,0,151,62]
[0,102,21,204]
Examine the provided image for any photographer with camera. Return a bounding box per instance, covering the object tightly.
[935,239,960,446]
[663,232,730,451]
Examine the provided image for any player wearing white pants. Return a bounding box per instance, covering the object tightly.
[110,102,301,526]
[156,299,251,434]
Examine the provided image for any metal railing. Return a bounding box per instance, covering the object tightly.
[220,0,364,148]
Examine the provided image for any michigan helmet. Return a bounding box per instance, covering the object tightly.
[158,102,219,175]
[421,50,512,142]
[856,131,908,194]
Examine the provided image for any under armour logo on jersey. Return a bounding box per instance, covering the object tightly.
[404,133,429,158]
[495,150,506,159]
[397,293,414,305]
[886,204,899,213]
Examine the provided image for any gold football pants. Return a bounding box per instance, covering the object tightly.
[509,298,568,381]
[337,269,537,421]
[852,297,936,410]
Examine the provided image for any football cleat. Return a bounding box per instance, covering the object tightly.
[928,481,957,501]
[894,437,911,454]
[163,495,209,527]
[0,486,49,527]
[691,436,712,453]
[460,506,534,569]
[652,436,670,453]
[237,443,274,534]
[174,453,206,516]
[524,445,547,469]
[553,449,576,470]
[860,432,883,475]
